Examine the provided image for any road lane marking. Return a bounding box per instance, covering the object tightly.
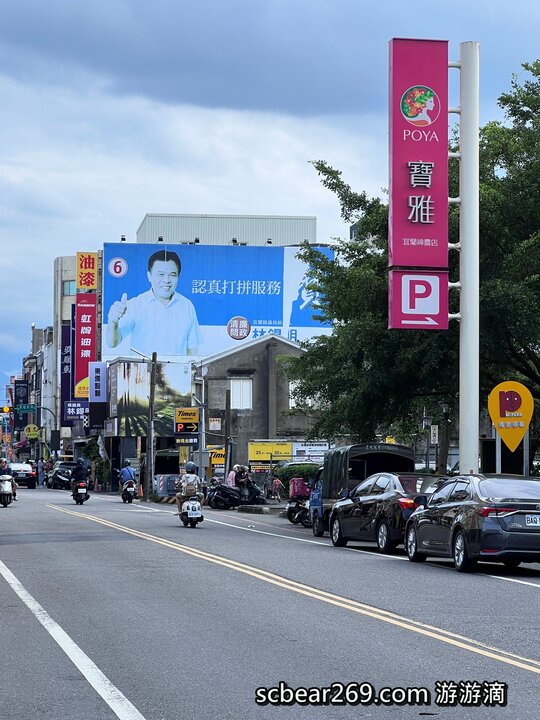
[41,499,540,583]
[0,559,147,720]
[46,504,540,675]
[481,573,540,588]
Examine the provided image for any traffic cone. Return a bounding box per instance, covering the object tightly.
[138,483,143,498]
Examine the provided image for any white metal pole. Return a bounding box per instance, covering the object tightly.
[459,42,480,474]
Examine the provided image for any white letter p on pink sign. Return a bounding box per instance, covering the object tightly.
[402,275,439,314]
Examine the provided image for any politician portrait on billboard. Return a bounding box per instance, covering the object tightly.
[102,243,333,362]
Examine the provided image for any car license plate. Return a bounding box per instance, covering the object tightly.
[127,488,135,493]
[188,510,201,518]
[525,514,540,527]
[78,488,86,494]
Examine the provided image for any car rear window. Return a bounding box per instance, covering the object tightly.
[479,478,540,501]
[397,475,442,494]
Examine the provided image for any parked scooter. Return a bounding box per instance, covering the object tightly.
[286,498,312,527]
[121,480,137,503]
[72,480,90,505]
[0,475,13,508]
[207,477,267,509]
[285,477,312,526]
[179,494,204,528]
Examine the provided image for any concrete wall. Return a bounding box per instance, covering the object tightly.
[203,338,315,464]
[136,213,317,247]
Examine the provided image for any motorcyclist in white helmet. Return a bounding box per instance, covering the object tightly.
[175,461,202,515]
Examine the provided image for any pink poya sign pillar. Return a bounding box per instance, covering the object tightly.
[389,39,449,268]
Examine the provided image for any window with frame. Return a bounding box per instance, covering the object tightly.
[370,475,390,495]
[352,478,375,498]
[230,377,252,409]
[449,481,471,502]
[429,482,456,506]
[63,280,76,296]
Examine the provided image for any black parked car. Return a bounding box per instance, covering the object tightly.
[329,473,444,553]
[405,474,540,572]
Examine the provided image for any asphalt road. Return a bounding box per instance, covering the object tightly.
[1,487,539,719]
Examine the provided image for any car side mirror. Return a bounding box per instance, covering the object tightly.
[338,488,349,499]
[414,494,428,508]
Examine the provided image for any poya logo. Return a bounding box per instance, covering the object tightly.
[401,85,441,127]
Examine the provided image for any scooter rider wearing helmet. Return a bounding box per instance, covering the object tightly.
[119,459,136,487]
[71,458,88,495]
[175,461,202,515]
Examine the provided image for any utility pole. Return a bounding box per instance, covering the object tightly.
[224,389,231,478]
[144,351,157,501]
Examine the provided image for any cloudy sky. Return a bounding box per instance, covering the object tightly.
[1,0,539,381]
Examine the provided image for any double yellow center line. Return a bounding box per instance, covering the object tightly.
[47,503,540,675]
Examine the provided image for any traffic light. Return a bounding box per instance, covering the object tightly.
[1,406,11,414]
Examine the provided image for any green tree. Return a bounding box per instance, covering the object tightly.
[282,61,540,467]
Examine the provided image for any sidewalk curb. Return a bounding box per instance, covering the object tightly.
[237,504,286,515]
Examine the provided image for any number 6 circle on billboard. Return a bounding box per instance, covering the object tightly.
[108,257,128,277]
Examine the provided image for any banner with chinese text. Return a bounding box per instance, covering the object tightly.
[74,293,97,398]
[389,38,449,268]
[76,252,99,291]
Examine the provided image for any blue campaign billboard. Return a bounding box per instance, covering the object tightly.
[102,243,333,362]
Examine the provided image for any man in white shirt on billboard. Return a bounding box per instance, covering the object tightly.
[106,250,202,357]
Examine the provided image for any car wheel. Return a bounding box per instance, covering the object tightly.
[312,512,324,537]
[503,559,521,569]
[406,525,426,563]
[330,514,348,547]
[453,530,477,573]
[376,519,396,553]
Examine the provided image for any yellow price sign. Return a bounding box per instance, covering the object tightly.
[488,381,534,452]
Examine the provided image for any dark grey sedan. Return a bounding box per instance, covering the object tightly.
[329,473,443,553]
[405,474,540,572]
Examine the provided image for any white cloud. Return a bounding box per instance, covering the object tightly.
[0,74,387,374]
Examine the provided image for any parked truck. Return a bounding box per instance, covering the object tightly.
[309,442,415,536]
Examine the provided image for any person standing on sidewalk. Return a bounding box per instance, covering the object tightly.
[37,458,45,487]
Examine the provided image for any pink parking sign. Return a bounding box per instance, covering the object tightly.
[389,38,448,268]
[388,270,448,330]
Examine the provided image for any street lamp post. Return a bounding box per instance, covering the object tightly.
[192,378,206,478]
[37,406,58,460]
[145,352,157,502]
[130,349,158,502]
[422,411,433,470]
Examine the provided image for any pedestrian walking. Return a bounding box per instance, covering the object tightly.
[37,458,45,487]
[271,476,285,501]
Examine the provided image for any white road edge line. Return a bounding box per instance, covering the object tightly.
[0,559,147,720]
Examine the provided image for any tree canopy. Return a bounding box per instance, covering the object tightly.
[282,61,540,455]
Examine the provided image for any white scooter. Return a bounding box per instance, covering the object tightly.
[179,495,204,528]
[0,474,13,508]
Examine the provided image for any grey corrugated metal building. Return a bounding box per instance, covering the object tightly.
[136,213,317,246]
